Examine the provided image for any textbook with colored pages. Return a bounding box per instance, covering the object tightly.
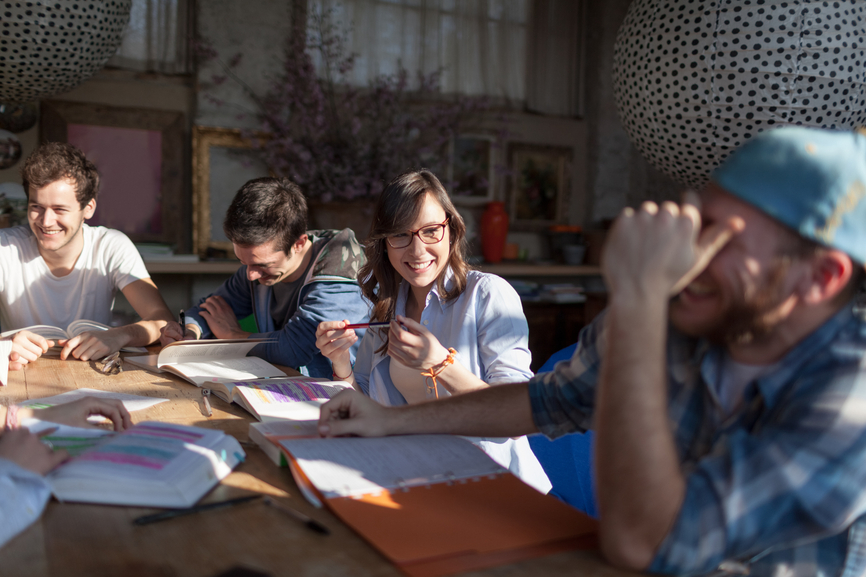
[226,378,352,422]
[123,338,286,387]
[26,419,245,508]
[0,319,148,352]
[278,435,598,577]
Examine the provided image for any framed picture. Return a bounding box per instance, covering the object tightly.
[40,100,187,251]
[448,134,494,205]
[508,144,571,226]
[192,126,270,257]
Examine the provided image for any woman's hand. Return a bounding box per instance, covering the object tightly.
[29,397,132,432]
[316,320,357,380]
[0,428,68,475]
[386,316,449,371]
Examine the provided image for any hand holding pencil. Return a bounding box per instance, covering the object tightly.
[316,320,361,382]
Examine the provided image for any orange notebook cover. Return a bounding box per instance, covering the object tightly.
[280,435,597,577]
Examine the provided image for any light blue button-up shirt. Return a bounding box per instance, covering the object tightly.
[354,269,551,493]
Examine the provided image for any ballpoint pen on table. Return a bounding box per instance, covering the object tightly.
[133,494,261,526]
[263,497,330,535]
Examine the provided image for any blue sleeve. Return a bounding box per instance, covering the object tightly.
[527,310,606,439]
[184,267,255,339]
[0,458,51,549]
[249,281,370,370]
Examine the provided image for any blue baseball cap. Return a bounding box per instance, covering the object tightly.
[711,126,866,265]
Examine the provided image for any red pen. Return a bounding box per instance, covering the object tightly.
[343,321,392,329]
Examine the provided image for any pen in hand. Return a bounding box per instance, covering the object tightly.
[178,309,186,333]
[343,321,391,330]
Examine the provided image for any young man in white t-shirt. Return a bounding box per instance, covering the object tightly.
[0,142,174,368]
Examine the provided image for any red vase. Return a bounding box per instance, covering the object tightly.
[480,201,508,263]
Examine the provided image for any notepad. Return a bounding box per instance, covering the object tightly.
[279,435,597,577]
[19,388,169,417]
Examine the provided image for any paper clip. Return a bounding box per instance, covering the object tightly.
[200,388,213,417]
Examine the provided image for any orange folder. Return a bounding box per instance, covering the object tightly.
[281,437,597,577]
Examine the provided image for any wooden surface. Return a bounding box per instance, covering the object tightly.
[0,355,636,577]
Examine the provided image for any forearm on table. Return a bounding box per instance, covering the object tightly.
[429,360,488,395]
[594,294,685,570]
[112,320,167,347]
[0,405,36,426]
[387,382,537,438]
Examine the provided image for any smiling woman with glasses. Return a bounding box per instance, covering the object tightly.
[315,169,551,493]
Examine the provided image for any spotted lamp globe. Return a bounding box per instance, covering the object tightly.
[613,0,866,188]
[0,1,131,103]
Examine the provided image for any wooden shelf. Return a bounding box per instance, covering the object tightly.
[144,260,240,274]
[145,260,602,277]
[476,263,601,276]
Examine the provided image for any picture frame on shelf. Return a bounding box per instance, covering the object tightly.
[448,134,495,205]
[40,100,187,251]
[191,126,270,258]
[507,143,571,227]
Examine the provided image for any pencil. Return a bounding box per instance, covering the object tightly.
[343,321,391,329]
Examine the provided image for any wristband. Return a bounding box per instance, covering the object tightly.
[4,404,19,430]
[420,348,458,400]
[332,366,353,381]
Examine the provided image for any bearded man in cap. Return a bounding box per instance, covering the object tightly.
[315,127,866,576]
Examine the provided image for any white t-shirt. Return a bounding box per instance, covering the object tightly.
[0,225,150,331]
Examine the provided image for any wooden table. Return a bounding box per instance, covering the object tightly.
[0,355,637,577]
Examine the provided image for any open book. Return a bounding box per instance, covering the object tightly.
[223,378,351,421]
[24,420,245,508]
[124,339,285,387]
[249,419,320,467]
[0,319,147,352]
[279,435,597,577]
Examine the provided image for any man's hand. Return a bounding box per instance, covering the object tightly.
[159,321,198,346]
[601,193,740,300]
[29,397,132,431]
[8,331,55,370]
[0,428,68,475]
[387,316,449,371]
[318,390,394,438]
[198,296,249,340]
[58,329,127,362]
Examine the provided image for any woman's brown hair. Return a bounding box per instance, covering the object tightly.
[359,170,469,349]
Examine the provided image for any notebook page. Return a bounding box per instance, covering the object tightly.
[280,435,506,499]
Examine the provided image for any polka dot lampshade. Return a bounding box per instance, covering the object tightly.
[0,1,131,103]
[613,0,866,188]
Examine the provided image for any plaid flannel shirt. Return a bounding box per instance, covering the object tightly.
[528,303,866,576]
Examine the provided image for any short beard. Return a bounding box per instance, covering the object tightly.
[703,257,794,346]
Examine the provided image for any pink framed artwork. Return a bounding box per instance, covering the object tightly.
[40,101,187,251]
